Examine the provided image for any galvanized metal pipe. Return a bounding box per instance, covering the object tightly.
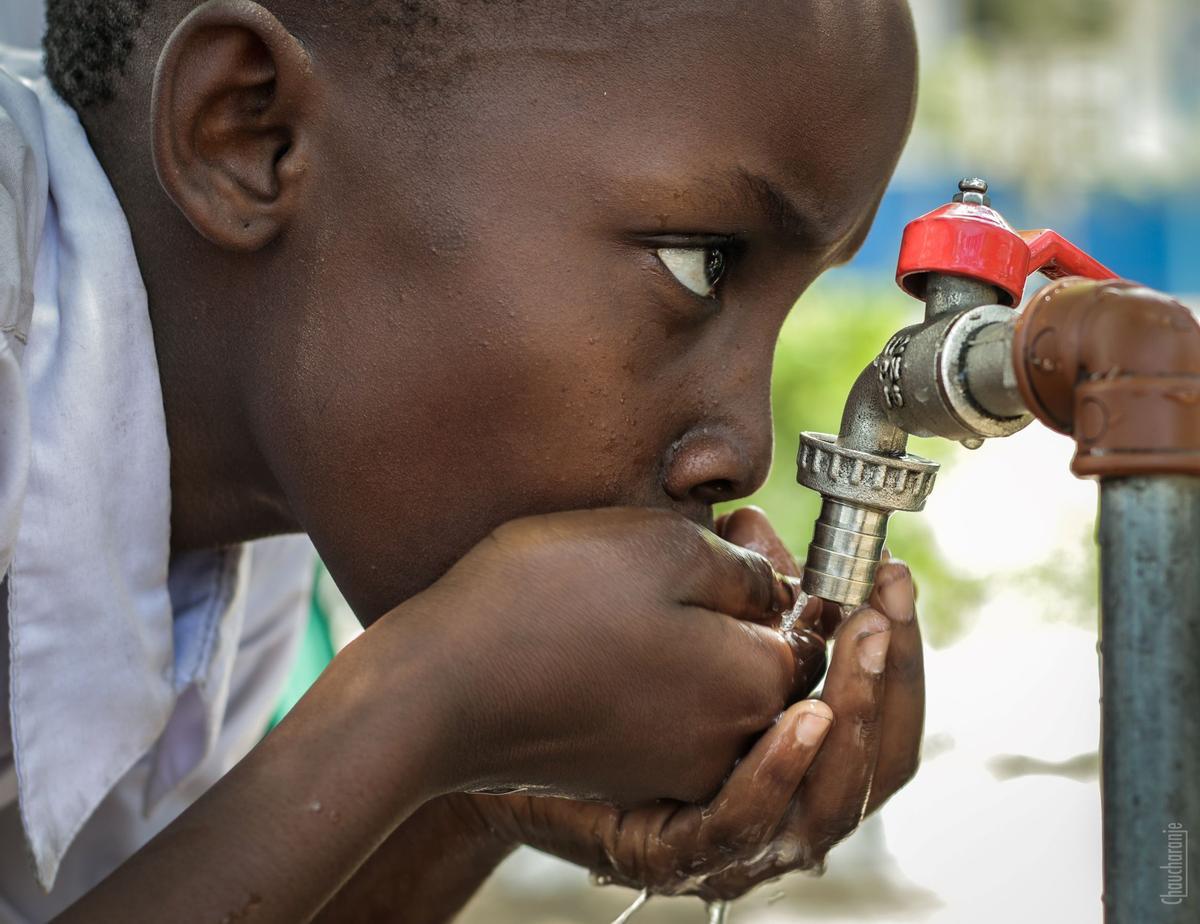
[1098,475,1200,921]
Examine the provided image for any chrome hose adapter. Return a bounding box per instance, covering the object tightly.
[796,434,939,605]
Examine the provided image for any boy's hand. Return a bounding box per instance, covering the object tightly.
[458,508,924,900]
[416,507,828,805]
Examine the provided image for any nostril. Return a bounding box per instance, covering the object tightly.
[664,430,770,504]
[694,479,736,503]
[663,435,744,502]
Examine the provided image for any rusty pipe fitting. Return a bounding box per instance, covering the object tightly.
[1012,278,1200,478]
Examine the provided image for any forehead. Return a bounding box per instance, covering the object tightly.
[381,0,916,240]
[340,0,916,254]
[458,5,907,175]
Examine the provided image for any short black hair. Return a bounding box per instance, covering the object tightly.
[44,0,153,110]
[42,1,455,113]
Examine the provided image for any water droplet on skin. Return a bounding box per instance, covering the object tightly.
[307,800,322,813]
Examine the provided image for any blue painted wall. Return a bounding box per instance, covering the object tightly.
[846,180,1200,295]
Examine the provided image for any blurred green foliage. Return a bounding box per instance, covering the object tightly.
[718,279,985,648]
[964,0,1118,41]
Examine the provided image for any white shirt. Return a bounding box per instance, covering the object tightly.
[0,51,316,921]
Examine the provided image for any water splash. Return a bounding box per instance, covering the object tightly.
[707,900,731,924]
[610,888,650,924]
[780,590,810,631]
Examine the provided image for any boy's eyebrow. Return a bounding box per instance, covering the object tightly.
[734,167,829,245]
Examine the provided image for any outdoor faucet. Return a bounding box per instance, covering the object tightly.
[799,177,1112,606]
[795,178,1200,923]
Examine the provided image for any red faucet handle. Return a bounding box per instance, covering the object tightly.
[1018,229,1117,283]
[896,180,1119,306]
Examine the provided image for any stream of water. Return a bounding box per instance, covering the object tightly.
[610,889,650,923]
[608,892,730,924]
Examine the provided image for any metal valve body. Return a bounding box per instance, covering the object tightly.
[796,178,1114,607]
[795,179,1200,924]
[796,275,1027,605]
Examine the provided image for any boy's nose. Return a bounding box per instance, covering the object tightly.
[662,428,772,506]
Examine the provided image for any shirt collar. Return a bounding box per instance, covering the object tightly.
[3,70,249,891]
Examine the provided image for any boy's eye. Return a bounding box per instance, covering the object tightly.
[656,246,728,298]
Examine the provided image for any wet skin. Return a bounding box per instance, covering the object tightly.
[64,0,924,920]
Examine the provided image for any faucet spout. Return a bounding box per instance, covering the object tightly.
[796,274,1028,607]
[836,359,909,456]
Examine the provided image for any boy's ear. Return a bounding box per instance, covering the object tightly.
[151,0,320,251]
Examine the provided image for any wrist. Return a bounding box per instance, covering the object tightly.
[312,795,518,924]
[347,587,485,803]
[432,793,520,851]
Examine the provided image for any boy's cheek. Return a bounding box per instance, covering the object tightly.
[287,332,690,619]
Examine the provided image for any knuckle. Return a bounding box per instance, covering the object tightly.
[706,818,770,857]
[760,756,799,792]
[890,650,925,686]
[738,677,786,730]
[853,609,892,637]
[737,547,776,606]
[485,515,540,554]
[837,702,879,740]
[741,625,793,694]
[807,810,859,852]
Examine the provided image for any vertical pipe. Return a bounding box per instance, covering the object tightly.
[1099,476,1200,921]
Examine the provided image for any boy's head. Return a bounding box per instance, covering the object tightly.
[47,0,917,619]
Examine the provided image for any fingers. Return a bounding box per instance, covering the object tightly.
[718,507,828,633]
[718,507,801,578]
[683,700,832,857]
[790,606,890,849]
[709,618,827,722]
[695,567,922,897]
[782,626,829,702]
[811,596,844,639]
[582,701,833,893]
[683,529,792,622]
[864,560,925,814]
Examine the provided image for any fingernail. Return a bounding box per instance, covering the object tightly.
[796,709,833,745]
[858,629,891,674]
[878,563,915,624]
